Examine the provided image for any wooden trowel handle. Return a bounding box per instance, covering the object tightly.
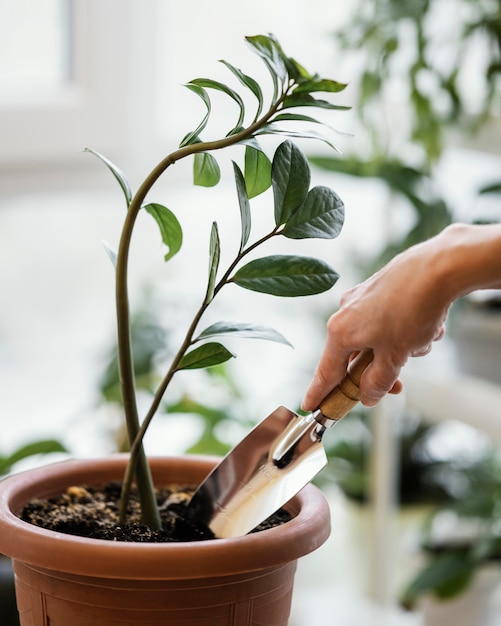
[318,350,373,423]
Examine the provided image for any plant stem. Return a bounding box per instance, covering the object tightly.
[116,95,288,527]
[122,224,281,508]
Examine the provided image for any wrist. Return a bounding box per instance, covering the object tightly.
[435,223,501,300]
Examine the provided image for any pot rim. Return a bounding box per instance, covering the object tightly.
[0,454,330,579]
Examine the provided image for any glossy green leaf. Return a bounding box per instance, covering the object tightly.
[144,203,183,261]
[219,59,263,120]
[205,221,220,303]
[194,152,221,187]
[232,255,339,297]
[245,34,288,100]
[180,83,211,147]
[244,145,272,199]
[196,321,292,346]
[189,78,245,133]
[285,57,312,83]
[84,147,132,207]
[282,93,351,111]
[272,140,310,225]
[293,78,348,94]
[257,125,342,152]
[282,186,345,239]
[177,342,235,370]
[272,113,353,138]
[272,112,324,125]
[232,162,251,251]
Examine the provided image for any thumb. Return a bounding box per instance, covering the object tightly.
[301,348,352,412]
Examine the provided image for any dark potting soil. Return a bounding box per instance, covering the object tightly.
[21,482,291,542]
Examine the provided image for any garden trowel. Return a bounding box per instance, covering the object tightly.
[187,350,373,538]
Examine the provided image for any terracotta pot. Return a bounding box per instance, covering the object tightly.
[0,455,330,626]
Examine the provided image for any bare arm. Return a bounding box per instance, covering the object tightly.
[302,223,501,410]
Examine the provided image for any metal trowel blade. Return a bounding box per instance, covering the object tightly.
[187,351,373,538]
[186,406,327,538]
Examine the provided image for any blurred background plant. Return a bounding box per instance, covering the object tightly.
[400,450,501,609]
[0,439,68,478]
[315,408,494,508]
[310,0,501,274]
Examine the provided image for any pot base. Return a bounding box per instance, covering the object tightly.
[14,561,296,626]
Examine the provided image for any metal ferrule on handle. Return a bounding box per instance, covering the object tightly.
[314,350,373,429]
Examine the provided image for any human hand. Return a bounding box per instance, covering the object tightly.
[302,238,449,410]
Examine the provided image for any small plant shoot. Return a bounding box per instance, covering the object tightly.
[87,34,349,529]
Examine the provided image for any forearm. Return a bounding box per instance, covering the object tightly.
[431,223,501,301]
[302,222,501,410]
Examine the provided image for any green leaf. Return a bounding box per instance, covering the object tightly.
[272,113,353,139]
[272,140,310,225]
[189,78,245,133]
[84,147,132,207]
[164,395,243,456]
[196,321,292,346]
[219,59,263,120]
[194,152,221,187]
[232,255,339,297]
[144,203,183,261]
[0,440,68,475]
[479,180,501,195]
[244,145,272,199]
[282,92,351,111]
[293,78,348,94]
[246,34,288,100]
[186,436,232,456]
[286,57,312,83]
[180,83,211,147]
[272,112,324,125]
[401,553,475,608]
[282,186,345,239]
[232,162,251,251]
[177,342,235,370]
[257,125,342,152]
[270,113,352,140]
[102,240,118,268]
[205,221,220,303]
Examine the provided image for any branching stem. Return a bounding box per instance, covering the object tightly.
[116,91,289,526]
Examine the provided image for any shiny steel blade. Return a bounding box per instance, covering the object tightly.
[187,407,327,538]
[187,351,373,538]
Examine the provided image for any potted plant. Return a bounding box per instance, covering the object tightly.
[0,34,349,625]
[400,450,501,625]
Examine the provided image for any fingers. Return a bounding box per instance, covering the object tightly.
[434,323,446,341]
[388,379,404,395]
[301,347,352,412]
[303,351,404,410]
[409,323,446,357]
[357,356,402,407]
[410,344,432,357]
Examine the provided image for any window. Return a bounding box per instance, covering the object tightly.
[0,0,158,181]
[0,0,71,93]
